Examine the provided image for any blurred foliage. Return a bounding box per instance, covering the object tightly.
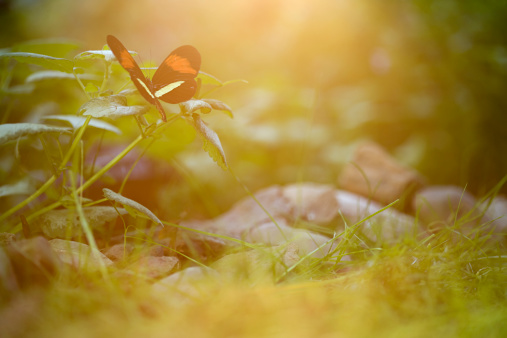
[1,0,506,219]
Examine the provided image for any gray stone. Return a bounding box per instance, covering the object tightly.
[48,239,113,271]
[283,183,339,224]
[338,142,425,207]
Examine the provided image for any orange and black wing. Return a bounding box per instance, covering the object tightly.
[151,45,201,104]
[106,35,157,106]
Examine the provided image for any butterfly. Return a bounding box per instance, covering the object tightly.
[106,35,201,122]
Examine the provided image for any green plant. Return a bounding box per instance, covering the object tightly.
[0,38,238,236]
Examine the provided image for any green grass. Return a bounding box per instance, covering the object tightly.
[3,211,506,338]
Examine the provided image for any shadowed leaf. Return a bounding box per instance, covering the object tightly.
[181,99,212,114]
[11,38,80,58]
[1,84,35,95]
[39,207,127,239]
[103,188,163,226]
[0,179,35,197]
[197,71,223,86]
[75,50,137,63]
[26,70,100,83]
[192,113,227,170]
[201,99,233,118]
[79,95,149,119]
[43,115,121,135]
[0,52,74,73]
[0,123,71,145]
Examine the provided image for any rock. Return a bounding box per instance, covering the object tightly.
[172,229,227,262]
[144,245,165,257]
[0,232,15,247]
[127,256,178,279]
[104,243,134,261]
[211,245,299,283]
[335,190,384,224]
[481,195,507,234]
[0,246,18,294]
[7,236,62,287]
[335,190,419,244]
[208,185,293,238]
[360,210,419,244]
[283,183,339,224]
[152,266,220,298]
[38,206,127,239]
[246,219,341,259]
[410,185,507,243]
[412,185,478,227]
[338,142,424,207]
[0,289,44,338]
[48,239,113,271]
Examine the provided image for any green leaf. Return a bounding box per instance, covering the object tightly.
[0,52,74,73]
[1,84,35,95]
[180,99,212,114]
[84,82,99,93]
[103,188,163,226]
[25,70,101,83]
[118,88,137,96]
[0,179,35,197]
[43,115,121,135]
[222,79,249,86]
[197,71,223,86]
[75,49,137,63]
[150,118,196,158]
[0,123,71,145]
[191,113,228,170]
[11,38,80,58]
[79,95,149,119]
[201,99,234,118]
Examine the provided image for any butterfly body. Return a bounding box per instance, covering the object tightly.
[106,35,201,121]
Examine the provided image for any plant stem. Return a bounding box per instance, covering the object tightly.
[228,167,289,242]
[69,158,110,281]
[73,70,91,100]
[99,61,109,94]
[76,134,144,194]
[5,114,182,231]
[119,137,156,194]
[0,116,92,224]
[0,175,58,224]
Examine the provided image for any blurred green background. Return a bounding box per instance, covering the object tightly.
[1,0,506,219]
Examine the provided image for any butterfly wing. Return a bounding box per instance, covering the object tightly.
[106,35,157,106]
[151,45,201,104]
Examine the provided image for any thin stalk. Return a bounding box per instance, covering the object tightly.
[73,69,91,100]
[1,100,14,124]
[69,167,110,282]
[0,116,92,223]
[59,115,93,171]
[38,135,58,176]
[5,114,180,230]
[118,137,156,194]
[99,61,110,94]
[229,167,288,242]
[0,175,57,225]
[76,134,143,195]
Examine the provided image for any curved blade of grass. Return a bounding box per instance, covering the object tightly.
[125,235,208,269]
[277,199,399,281]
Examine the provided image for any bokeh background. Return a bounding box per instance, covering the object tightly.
[2,0,507,219]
